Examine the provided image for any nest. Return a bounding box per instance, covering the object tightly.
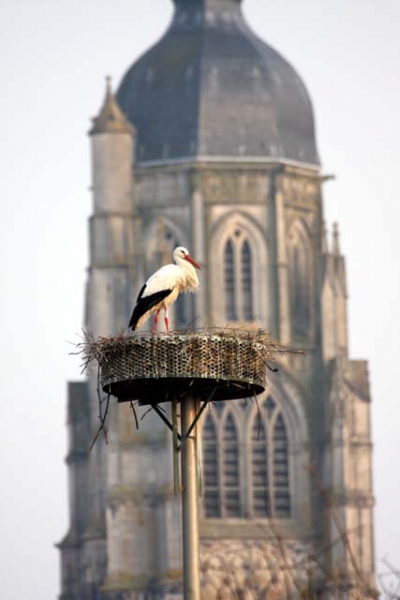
[78,328,300,405]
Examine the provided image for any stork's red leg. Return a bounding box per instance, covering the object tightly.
[164,307,170,332]
[153,309,161,333]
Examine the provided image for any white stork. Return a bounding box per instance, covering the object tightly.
[129,246,201,333]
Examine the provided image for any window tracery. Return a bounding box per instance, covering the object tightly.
[224,240,236,321]
[250,396,291,517]
[241,240,253,320]
[222,414,241,517]
[251,417,269,516]
[203,414,220,517]
[202,397,291,520]
[223,229,254,322]
[273,413,291,516]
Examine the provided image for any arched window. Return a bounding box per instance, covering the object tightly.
[222,414,241,516]
[203,414,220,517]
[202,398,291,521]
[251,417,270,516]
[273,414,291,517]
[266,396,276,418]
[224,240,236,320]
[250,396,291,518]
[288,223,312,337]
[241,241,253,320]
[223,230,254,322]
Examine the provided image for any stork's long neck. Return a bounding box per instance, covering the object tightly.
[176,257,199,291]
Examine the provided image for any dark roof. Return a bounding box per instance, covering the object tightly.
[117,0,320,165]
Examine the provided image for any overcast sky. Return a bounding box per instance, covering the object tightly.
[1,1,399,598]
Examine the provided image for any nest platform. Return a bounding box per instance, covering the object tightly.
[82,329,286,405]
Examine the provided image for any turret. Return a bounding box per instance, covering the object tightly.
[320,223,375,588]
[77,79,135,597]
[89,76,134,214]
[86,77,135,337]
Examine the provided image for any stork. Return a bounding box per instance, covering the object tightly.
[129,246,201,333]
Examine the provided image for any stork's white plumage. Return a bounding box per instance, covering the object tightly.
[129,246,201,332]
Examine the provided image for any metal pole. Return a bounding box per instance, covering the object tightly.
[181,394,201,600]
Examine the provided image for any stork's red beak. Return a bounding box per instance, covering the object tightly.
[184,254,201,270]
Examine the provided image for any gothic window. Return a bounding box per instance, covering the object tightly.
[203,414,220,517]
[224,240,236,320]
[266,396,276,418]
[222,414,241,516]
[251,417,270,516]
[202,398,291,520]
[250,396,291,518]
[288,223,312,337]
[241,241,253,320]
[273,414,291,516]
[223,229,254,322]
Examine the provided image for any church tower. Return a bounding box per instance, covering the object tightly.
[59,0,375,597]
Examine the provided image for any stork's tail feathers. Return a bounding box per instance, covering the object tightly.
[128,308,140,331]
[128,318,138,331]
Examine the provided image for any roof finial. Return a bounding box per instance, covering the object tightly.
[332,222,340,256]
[105,75,112,96]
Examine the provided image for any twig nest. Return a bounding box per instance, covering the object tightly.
[80,328,298,405]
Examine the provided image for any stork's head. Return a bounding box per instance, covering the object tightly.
[173,246,201,270]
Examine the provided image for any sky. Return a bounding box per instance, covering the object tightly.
[1,0,400,598]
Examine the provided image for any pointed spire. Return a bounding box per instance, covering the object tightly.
[105,74,112,95]
[332,222,340,256]
[89,76,133,136]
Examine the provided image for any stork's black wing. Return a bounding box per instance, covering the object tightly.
[136,283,147,302]
[129,287,173,330]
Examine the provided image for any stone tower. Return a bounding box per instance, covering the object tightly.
[58,0,375,598]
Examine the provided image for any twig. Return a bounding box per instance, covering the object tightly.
[89,392,110,452]
[382,558,400,580]
[141,406,154,420]
[129,401,139,430]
